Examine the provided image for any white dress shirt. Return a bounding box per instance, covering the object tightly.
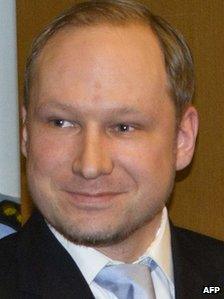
[49,207,175,299]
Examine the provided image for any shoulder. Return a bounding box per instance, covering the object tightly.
[172,225,224,279]
[0,212,37,284]
[0,214,43,296]
[173,225,224,252]
[0,232,19,270]
[0,233,19,297]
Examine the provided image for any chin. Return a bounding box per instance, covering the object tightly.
[44,203,162,247]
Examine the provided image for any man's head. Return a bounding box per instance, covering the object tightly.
[22,0,198,248]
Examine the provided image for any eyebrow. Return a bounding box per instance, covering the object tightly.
[35,101,145,117]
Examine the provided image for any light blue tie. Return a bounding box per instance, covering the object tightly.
[94,262,156,299]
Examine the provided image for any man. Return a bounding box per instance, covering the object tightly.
[0,0,223,298]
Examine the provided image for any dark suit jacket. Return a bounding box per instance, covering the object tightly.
[0,211,223,299]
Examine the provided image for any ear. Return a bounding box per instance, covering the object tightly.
[175,106,199,171]
[21,105,28,158]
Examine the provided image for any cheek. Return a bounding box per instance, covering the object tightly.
[115,136,176,185]
[27,130,74,176]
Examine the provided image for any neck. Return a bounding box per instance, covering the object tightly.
[95,210,163,263]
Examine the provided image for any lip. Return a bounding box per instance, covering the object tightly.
[65,191,123,208]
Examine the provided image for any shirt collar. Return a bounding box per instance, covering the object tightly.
[140,207,174,284]
[48,207,173,285]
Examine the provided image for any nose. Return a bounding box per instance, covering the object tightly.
[72,127,114,179]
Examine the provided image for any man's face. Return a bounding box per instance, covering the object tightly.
[23,24,180,245]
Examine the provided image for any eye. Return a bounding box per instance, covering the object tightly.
[51,119,74,128]
[115,124,135,133]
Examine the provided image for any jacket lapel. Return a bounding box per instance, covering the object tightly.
[17,211,95,298]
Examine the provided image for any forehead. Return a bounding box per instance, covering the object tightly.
[31,23,170,113]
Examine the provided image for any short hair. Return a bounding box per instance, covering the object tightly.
[24,0,194,118]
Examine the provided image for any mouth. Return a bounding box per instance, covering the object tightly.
[64,191,124,209]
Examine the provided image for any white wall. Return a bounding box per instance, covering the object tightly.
[0,0,20,202]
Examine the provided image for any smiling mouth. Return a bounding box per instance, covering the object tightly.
[65,191,124,208]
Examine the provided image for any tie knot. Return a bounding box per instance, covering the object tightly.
[95,263,155,299]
